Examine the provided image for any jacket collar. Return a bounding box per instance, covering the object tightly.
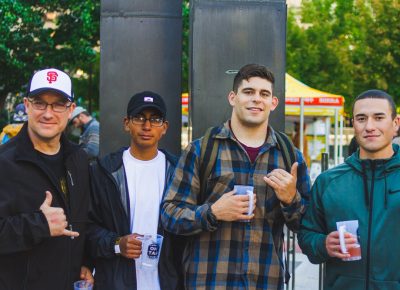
[14,122,78,162]
[82,118,95,131]
[345,143,400,176]
[215,120,278,147]
[99,147,177,174]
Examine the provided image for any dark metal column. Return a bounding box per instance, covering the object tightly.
[100,0,182,156]
[190,0,287,139]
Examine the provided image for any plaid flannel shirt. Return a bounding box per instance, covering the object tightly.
[161,122,311,290]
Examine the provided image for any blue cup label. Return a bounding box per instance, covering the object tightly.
[147,243,159,259]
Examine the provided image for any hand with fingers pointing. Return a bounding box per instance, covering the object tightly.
[263,162,298,205]
[39,191,79,238]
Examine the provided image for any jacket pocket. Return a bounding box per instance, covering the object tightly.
[371,278,400,290]
[329,275,365,289]
[203,173,234,203]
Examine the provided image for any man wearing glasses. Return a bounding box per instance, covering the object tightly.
[86,91,184,290]
[0,68,93,289]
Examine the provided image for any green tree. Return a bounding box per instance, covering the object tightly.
[287,0,400,112]
[182,0,190,93]
[363,0,400,100]
[0,0,100,112]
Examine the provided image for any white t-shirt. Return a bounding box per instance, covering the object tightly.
[123,149,166,290]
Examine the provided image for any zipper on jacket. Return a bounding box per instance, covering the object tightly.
[22,254,31,290]
[365,160,375,290]
[64,160,81,288]
[100,163,131,225]
[68,170,74,186]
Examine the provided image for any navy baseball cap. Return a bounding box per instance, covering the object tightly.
[127,91,167,118]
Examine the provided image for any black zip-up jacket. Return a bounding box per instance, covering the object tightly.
[0,123,91,290]
[87,148,186,290]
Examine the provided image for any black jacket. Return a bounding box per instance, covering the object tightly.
[0,123,91,290]
[87,148,185,290]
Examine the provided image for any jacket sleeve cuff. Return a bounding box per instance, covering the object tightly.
[280,191,301,214]
[199,204,219,232]
[110,234,119,256]
[317,234,330,260]
[37,210,52,238]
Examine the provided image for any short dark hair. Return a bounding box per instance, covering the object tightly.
[352,89,397,119]
[233,64,275,93]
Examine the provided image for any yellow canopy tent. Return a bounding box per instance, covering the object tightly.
[285,73,344,116]
[285,73,345,165]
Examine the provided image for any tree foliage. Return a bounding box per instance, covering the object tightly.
[0,0,100,111]
[287,0,400,112]
[182,0,190,93]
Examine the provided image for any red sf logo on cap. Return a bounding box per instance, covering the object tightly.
[47,71,58,84]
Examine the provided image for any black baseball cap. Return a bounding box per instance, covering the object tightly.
[127,91,167,118]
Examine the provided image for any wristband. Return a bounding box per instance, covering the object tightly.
[207,205,218,226]
[114,237,121,254]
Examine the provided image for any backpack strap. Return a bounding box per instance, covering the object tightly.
[199,126,220,204]
[273,130,299,284]
[274,130,297,172]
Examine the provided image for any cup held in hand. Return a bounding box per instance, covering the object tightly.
[336,220,362,261]
[233,185,254,222]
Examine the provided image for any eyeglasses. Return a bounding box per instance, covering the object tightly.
[130,116,164,127]
[28,98,72,113]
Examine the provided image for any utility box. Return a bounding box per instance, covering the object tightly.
[190,0,286,139]
[100,0,182,156]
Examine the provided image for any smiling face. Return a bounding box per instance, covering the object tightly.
[353,98,398,159]
[24,92,75,147]
[228,76,278,128]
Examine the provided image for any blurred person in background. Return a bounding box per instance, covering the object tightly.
[70,106,99,159]
[0,103,28,144]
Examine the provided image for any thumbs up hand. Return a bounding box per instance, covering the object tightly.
[263,162,298,205]
[40,191,79,238]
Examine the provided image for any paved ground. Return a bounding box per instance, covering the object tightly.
[284,235,320,290]
[290,252,320,290]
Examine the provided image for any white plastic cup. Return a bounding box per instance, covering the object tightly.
[73,280,93,290]
[138,234,163,270]
[233,185,255,222]
[336,220,362,261]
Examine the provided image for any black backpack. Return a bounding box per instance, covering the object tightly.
[199,126,297,200]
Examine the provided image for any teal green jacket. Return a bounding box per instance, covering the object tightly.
[298,145,400,290]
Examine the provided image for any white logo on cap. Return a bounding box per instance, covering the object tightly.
[144,97,154,102]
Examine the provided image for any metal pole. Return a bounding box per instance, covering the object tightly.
[325,117,330,157]
[334,108,339,165]
[291,232,296,290]
[339,114,344,163]
[300,98,305,153]
[286,227,291,290]
[318,152,329,290]
[321,153,329,171]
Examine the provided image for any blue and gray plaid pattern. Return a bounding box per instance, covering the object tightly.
[161,122,310,290]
